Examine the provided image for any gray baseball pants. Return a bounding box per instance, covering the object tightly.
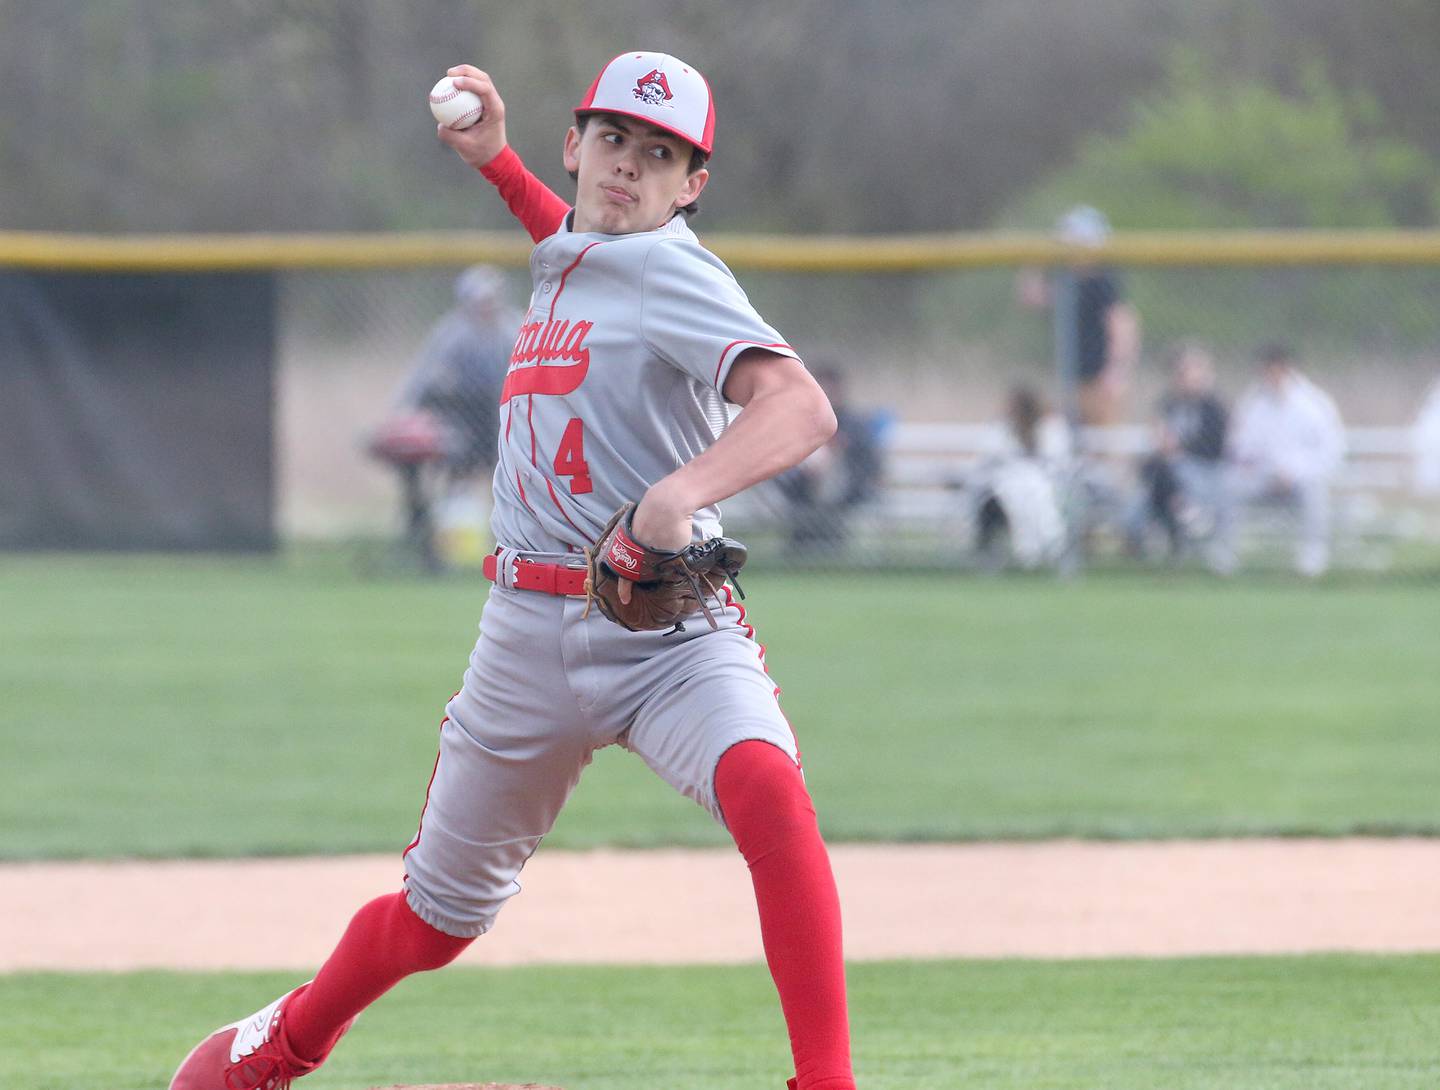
[402,576,797,938]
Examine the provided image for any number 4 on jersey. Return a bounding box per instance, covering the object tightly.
[553,418,593,495]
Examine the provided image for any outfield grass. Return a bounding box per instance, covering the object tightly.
[1,552,1437,859]
[0,955,1436,1090]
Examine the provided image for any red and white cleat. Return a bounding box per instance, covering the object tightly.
[168,983,352,1090]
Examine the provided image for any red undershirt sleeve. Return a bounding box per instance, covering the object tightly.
[478,146,571,243]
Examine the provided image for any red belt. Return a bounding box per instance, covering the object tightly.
[483,552,589,596]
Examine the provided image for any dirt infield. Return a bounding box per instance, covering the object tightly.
[374,1085,562,1090]
[5,838,1439,971]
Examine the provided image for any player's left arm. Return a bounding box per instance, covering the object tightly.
[631,349,837,550]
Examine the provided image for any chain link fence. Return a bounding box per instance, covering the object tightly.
[5,233,1440,575]
[272,243,1440,577]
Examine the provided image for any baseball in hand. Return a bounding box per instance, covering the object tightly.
[429,77,483,130]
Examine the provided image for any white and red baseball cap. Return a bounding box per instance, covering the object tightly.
[575,51,715,156]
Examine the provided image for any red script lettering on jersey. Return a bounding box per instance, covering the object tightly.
[500,317,594,403]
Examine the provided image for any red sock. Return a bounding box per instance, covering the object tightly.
[715,740,855,1090]
[282,890,473,1063]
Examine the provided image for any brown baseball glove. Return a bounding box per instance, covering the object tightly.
[584,503,747,633]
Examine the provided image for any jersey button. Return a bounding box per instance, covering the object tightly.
[542,282,553,293]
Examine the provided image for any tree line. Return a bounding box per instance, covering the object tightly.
[2,0,1437,235]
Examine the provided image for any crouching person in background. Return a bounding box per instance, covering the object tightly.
[774,363,887,557]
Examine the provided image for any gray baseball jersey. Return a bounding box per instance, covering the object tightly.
[490,212,798,553]
[401,212,805,938]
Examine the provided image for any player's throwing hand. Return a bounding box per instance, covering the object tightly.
[434,65,508,169]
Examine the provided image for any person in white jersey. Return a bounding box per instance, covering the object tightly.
[170,51,859,1090]
[1221,342,1346,577]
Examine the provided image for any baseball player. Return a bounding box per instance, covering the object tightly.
[170,52,857,1090]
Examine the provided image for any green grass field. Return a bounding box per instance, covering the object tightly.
[1,552,1437,859]
[4,553,1439,1089]
[2,956,1437,1090]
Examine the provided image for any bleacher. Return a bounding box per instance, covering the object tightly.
[728,421,1433,571]
[882,422,1427,566]
[882,421,1418,497]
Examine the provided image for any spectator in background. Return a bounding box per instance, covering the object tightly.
[972,383,1071,569]
[367,265,519,571]
[993,382,1072,464]
[1220,342,1346,577]
[1413,374,1440,496]
[1124,341,1229,563]
[774,363,887,555]
[1017,205,1142,429]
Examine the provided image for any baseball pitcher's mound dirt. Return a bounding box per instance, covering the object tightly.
[377,1084,565,1089]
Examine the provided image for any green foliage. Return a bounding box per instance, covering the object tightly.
[3,956,1440,1089]
[3,553,1439,860]
[1015,50,1440,232]
[999,50,1440,351]
[7,0,1440,234]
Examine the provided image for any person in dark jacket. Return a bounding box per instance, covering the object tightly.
[1125,340,1229,560]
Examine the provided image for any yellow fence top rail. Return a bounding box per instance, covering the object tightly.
[4,229,1440,272]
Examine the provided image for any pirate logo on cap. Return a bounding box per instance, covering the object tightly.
[633,69,674,107]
